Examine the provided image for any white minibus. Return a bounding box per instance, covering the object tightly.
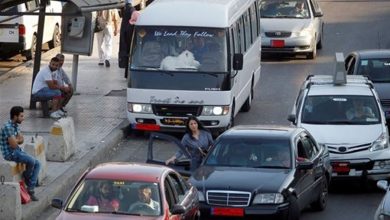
[127,0,262,134]
[0,1,62,60]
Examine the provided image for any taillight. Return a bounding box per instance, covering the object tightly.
[18,24,25,36]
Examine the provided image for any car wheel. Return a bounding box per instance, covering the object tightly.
[25,34,37,60]
[307,40,317,59]
[288,196,300,220]
[49,25,61,49]
[317,33,323,50]
[226,103,235,130]
[241,84,253,112]
[311,178,328,211]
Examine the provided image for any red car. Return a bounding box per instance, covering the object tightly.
[51,162,200,220]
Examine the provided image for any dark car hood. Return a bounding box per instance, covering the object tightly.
[190,166,292,193]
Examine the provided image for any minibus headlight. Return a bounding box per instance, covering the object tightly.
[128,103,153,114]
[202,106,229,116]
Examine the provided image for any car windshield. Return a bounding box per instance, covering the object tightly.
[205,139,292,168]
[357,58,390,82]
[301,95,381,124]
[260,0,310,18]
[65,179,161,216]
[130,26,228,72]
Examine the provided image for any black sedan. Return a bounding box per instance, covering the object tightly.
[190,126,331,220]
[345,49,390,122]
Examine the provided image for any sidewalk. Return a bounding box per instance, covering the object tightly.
[0,36,129,219]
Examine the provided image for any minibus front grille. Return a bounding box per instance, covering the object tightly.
[153,105,201,117]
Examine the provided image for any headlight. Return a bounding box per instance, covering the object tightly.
[201,106,229,116]
[197,191,205,202]
[127,103,153,114]
[253,193,284,204]
[370,133,389,151]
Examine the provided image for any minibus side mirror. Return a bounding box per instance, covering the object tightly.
[233,53,243,70]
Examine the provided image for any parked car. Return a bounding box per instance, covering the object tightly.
[0,1,62,60]
[345,49,390,123]
[375,180,390,220]
[288,54,390,182]
[51,162,200,220]
[147,126,332,219]
[260,0,324,59]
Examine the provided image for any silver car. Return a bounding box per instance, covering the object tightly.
[375,180,390,220]
[260,0,324,59]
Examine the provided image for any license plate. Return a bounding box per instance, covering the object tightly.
[134,123,160,131]
[271,40,285,48]
[162,118,185,126]
[211,207,244,217]
[332,162,350,173]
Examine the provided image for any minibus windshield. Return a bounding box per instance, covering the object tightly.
[130,26,228,73]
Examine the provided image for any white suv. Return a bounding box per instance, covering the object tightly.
[288,54,390,181]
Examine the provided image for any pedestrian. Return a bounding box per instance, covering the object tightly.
[165,116,214,170]
[31,57,65,119]
[95,9,120,67]
[0,106,40,201]
[119,0,139,78]
[55,53,73,113]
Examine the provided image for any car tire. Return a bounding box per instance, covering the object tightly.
[307,40,317,59]
[241,83,253,112]
[317,33,323,50]
[49,25,61,49]
[226,103,235,130]
[311,178,328,211]
[288,196,300,220]
[25,34,37,60]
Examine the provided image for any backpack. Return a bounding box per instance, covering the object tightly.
[94,11,108,32]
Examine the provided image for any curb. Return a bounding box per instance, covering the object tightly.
[22,119,127,220]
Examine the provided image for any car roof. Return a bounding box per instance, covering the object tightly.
[85,162,171,183]
[353,49,390,59]
[221,125,303,140]
[306,75,374,96]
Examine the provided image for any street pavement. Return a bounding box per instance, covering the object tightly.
[0,35,130,219]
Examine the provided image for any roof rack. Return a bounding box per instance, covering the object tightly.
[305,53,374,89]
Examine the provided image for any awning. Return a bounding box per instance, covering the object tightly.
[0,0,125,12]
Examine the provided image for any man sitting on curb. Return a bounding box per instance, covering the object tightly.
[0,106,40,201]
[32,57,65,119]
[55,53,73,113]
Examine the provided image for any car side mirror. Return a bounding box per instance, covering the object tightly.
[51,198,63,209]
[171,204,186,215]
[233,53,243,70]
[314,11,323,17]
[287,114,296,124]
[297,161,314,170]
[377,180,389,191]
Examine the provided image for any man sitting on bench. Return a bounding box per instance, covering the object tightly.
[31,57,65,119]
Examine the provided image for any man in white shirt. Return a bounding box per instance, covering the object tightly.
[32,57,65,119]
[128,184,160,215]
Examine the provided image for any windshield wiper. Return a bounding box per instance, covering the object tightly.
[134,65,159,70]
[65,208,89,213]
[253,165,289,169]
[174,67,198,71]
